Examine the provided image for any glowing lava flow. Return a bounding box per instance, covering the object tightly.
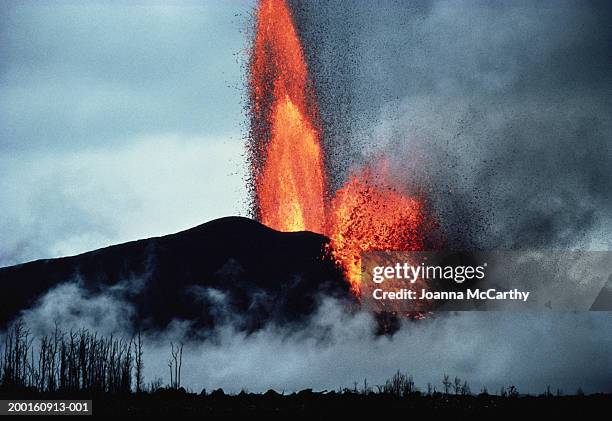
[249,0,427,294]
[326,168,426,293]
[249,0,326,233]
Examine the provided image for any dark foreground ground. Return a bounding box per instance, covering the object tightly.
[1,388,609,416]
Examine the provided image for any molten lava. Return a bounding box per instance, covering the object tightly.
[249,0,427,294]
[326,168,425,294]
[250,0,326,233]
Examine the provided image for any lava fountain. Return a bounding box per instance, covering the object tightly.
[249,0,428,294]
[249,0,326,233]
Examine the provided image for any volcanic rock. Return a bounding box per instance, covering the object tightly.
[0,217,350,332]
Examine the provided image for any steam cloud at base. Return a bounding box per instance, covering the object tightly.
[12,280,612,395]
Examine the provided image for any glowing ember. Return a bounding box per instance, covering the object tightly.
[249,0,326,233]
[249,0,429,294]
[326,168,425,294]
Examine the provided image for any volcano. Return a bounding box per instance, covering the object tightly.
[0,217,351,332]
[0,0,429,332]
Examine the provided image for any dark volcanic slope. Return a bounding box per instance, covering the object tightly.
[0,217,350,332]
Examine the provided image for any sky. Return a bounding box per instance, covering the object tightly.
[2,0,611,266]
[1,0,255,266]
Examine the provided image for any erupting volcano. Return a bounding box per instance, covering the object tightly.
[248,0,429,293]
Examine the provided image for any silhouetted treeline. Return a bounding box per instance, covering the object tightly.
[1,320,143,394]
[0,320,595,400]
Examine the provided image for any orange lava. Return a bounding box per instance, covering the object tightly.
[326,168,425,294]
[250,0,326,233]
[249,0,428,294]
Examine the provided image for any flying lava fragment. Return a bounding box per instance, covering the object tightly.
[248,0,428,294]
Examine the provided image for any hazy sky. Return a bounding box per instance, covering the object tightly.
[2,1,611,267]
[1,1,255,266]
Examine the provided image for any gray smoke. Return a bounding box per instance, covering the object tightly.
[294,0,612,250]
[9,280,612,394]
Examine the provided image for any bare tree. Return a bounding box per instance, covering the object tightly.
[362,378,371,395]
[453,377,462,395]
[168,342,184,389]
[168,359,173,389]
[1,319,33,387]
[1,321,135,394]
[383,370,415,397]
[460,380,471,395]
[134,332,144,394]
[442,374,451,394]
